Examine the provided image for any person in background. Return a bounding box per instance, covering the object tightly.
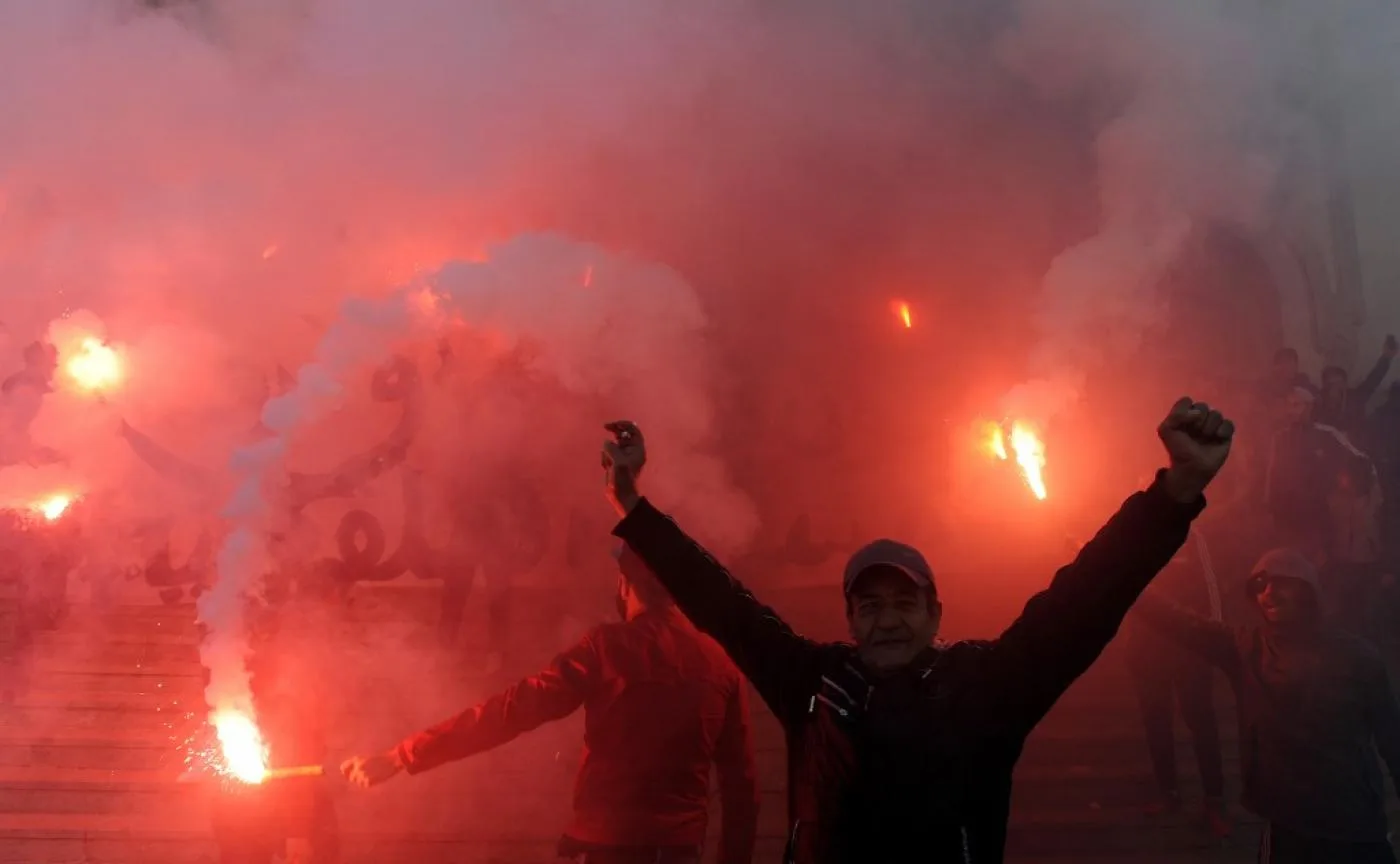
[1362,382,1400,560]
[1315,335,1397,439]
[600,399,1234,863]
[1264,387,1359,559]
[1263,347,1318,404]
[1324,453,1386,641]
[210,600,340,864]
[342,546,759,864]
[1134,548,1400,864]
[1120,528,1230,837]
[0,341,59,465]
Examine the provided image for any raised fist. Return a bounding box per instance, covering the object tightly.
[601,421,645,515]
[1157,398,1235,502]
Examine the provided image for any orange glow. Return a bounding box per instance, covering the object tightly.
[213,709,269,784]
[63,337,123,393]
[981,421,1009,460]
[981,420,1048,500]
[892,300,913,329]
[32,493,73,522]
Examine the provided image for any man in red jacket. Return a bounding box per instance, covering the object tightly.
[341,549,759,864]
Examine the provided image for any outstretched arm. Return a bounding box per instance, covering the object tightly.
[714,681,760,864]
[1132,594,1241,675]
[984,398,1234,731]
[612,498,821,725]
[1353,339,1396,406]
[393,635,599,775]
[987,473,1204,729]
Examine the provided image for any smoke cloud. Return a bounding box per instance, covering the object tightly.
[0,0,1396,801]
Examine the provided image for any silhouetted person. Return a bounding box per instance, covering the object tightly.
[1325,454,1386,641]
[1121,529,1229,836]
[1315,335,1396,438]
[600,399,1235,864]
[343,549,759,864]
[1135,549,1400,864]
[0,341,58,465]
[1263,347,1318,403]
[1363,382,1400,559]
[1265,387,1360,558]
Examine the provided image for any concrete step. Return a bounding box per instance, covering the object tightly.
[0,766,195,816]
[63,606,201,642]
[25,637,200,666]
[18,666,203,696]
[0,726,187,772]
[0,683,203,735]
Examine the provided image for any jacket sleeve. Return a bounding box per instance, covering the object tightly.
[714,680,759,864]
[1131,594,1242,676]
[985,473,1204,730]
[1361,649,1400,791]
[393,633,599,774]
[1354,355,1393,406]
[613,498,822,726]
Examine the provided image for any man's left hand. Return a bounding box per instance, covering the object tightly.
[1157,397,1235,503]
[340,751,402,789]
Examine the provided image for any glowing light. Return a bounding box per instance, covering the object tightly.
[892,300,913,329]
[981,420,1048,500]
[32,493,73,522]
[1009,423,1048,501]
[981,421,1009,460]
[64,337,123,393]
[213,709,269,784]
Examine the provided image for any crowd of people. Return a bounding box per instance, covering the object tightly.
[1108,339,1400,860]
[3,329,1396,863]
[343,399,1400,864]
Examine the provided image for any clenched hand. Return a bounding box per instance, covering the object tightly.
[1157,398,1235,503]
[601,420,645,516]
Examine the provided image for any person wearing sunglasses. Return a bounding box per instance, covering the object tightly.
[1134,547,1400,863]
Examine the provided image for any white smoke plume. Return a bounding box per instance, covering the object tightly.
[997,1,1327,421]
[203,233,751,759]
[201,288,427,735]
[0,0,1397,786]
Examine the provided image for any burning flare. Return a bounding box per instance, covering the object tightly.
[32,493,73,522]
[63,337,123,393]
[981,420,1049,500]
[213,709,269,784]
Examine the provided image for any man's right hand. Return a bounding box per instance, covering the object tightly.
[340,751,402,789]
[602,421,645,516]
[1157,398,1235,503]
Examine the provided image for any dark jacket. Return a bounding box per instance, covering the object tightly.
[396,608,758,863]
[1265,422,1358,543]
[1135,601,1400,841]
[1315,356,1392,437]
[614,476,1202,863]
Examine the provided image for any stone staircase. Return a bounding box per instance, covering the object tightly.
[0,591,1392,863]
[0,602,215,863]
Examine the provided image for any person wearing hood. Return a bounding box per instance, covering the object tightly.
[601,398,1234,864]
[1133,548,1400,863]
